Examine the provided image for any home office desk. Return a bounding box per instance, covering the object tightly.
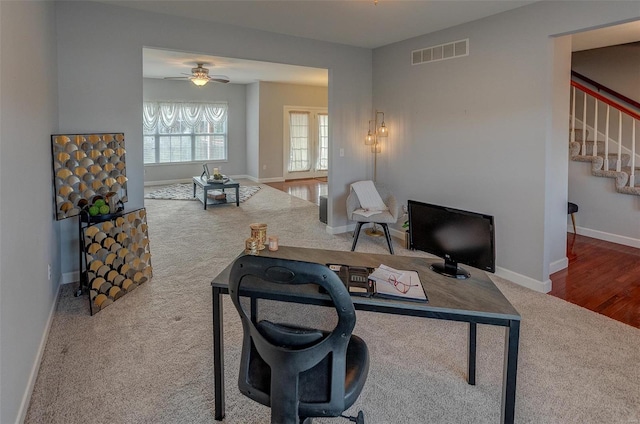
[211,246,521,424]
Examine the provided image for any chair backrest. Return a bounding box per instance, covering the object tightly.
[229,255,356,422]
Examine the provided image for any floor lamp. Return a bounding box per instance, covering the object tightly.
[363,110,388,237]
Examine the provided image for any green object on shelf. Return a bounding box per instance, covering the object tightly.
[94,199,106,207]
[99,205,110,215]
[89,205,99,216]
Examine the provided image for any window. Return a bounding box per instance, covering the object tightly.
[143,101,227,164]
[317,113,328,171]
[284,108,328,177]
[288,112,310,172]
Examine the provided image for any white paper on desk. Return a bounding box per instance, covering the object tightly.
[369,264,404,282]
[373,269,427,301]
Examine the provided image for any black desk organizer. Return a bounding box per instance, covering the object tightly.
[75,206,153,315]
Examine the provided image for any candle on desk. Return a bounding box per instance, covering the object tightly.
[213,167,219,175]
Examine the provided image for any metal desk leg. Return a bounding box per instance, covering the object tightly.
[203,187,208,210]
[467,322,477,385]
[501,320,520,424]
[212,286,225,421]
[193,182,196,198]
[235,186,240,206]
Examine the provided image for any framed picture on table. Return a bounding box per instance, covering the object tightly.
[202,164,211,181]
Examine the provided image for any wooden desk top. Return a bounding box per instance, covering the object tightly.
[212,246,520,322]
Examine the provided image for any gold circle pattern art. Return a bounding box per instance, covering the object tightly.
[51,133,128,220]
[82,209,151,313]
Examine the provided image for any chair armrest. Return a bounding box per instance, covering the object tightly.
[346,192,360,220]
[386,195,400,221]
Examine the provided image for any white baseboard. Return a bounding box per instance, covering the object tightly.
[577,226,640,249]
[144,175,259,186]
[16,281,61,424]
[495,267,552,293]
[61,271,79,285]
[549,257,569,274]
[257,177,285,183]
[325,223,356,235]
[144,178,191,186]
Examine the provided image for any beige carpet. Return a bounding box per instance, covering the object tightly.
[26,182,640,423]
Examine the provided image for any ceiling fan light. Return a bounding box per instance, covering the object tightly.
[192,77,209,86]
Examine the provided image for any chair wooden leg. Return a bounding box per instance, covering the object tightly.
[381,224,394,255]
[351,222,364,251]
[571,213,577,234]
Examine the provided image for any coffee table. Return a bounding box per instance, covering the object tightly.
[192,176,240,210]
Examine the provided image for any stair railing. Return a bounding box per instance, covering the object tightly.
[570,80,639,188]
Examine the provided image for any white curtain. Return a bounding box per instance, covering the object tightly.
[143,101,227,132]
[142,102,159,132]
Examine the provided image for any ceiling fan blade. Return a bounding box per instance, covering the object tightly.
[209,75,230,84]
[163,76,190,80]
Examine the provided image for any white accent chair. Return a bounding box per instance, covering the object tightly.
[346,182,400,254]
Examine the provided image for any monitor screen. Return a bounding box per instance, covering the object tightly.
[408,200,495,279]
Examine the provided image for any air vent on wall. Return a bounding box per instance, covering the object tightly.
[412,39,469,65]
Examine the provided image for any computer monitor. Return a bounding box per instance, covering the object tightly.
[408,200,495,279]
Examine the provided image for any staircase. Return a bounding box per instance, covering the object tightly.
[569,72,640,196]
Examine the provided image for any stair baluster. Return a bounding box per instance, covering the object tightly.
[571,86,576,143]
[582,92,587,155]
[631,119,636,188]
[617,112,622,172]
[593,97,599,157]
[604,105,610,171]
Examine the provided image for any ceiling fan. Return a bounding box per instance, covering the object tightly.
[164,63,230,86]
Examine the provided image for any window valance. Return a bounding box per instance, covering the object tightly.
[143,101,227,132]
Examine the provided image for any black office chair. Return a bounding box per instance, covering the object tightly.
[229,255,369,424]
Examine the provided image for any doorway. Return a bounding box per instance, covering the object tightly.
[283,106,329,180]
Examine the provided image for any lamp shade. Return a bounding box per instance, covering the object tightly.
[192,77,209,86]
[377,122,388,137]
[365,131,375,145]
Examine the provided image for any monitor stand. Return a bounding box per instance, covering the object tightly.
[430,258,470,280]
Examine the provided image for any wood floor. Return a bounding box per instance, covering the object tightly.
[550,233,640,328]
[265,177,327,206]
[266,179,639,329]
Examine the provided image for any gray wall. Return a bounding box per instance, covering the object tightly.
[0,2,60,423]
[372,1,640,288]
[142,78,247,183]
[246,82,260,179]
[56,0,372,275]
[573,42,640,103]
[258,82,328,180]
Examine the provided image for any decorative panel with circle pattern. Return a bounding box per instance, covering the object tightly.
[82,208,152,315]
[51,133,128,220]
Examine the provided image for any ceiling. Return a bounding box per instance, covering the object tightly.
[143,48,328,86]
[571,20,640,52]
[131,1,639,87]
[105,0,536,50]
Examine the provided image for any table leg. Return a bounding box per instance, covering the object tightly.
[193,182,196,198]
[203,187,208,210]
[235,186,239,206]
[501,320,520,424]
[212,286,225,421]
[467,322,477,385]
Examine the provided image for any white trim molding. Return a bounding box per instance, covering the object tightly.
[17,282,62,423]
[549,257,569,275]
[495,267,552,293]
[576,226,640,249]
